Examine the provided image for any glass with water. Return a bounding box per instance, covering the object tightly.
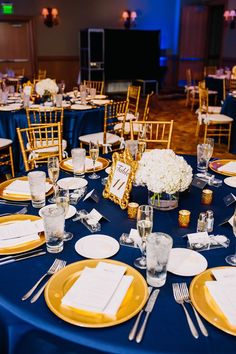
[146,232,173,287]
[41,206,65,253]
[28,171,46,208]
[197,138,214,173]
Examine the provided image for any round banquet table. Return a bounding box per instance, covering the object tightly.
[205,77,224,105]
[0,106,104,173]
[0,155,236,354]
[221,94,236,153]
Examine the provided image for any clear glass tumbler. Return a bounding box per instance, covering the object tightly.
[41,206,65,253]
[71,148,86,177]
[28,171,46,208]
[146,232,173,287]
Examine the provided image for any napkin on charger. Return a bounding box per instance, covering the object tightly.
[61,261,133,317]
[3,180,52,196]
[65,158,102,171]
[0,219,44,248]
[205,268,236,327]
[218,162,236,174]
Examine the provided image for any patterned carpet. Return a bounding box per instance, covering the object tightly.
[146,93,236,159]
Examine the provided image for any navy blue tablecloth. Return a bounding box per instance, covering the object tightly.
[0,107,104,173]
[221,95,236,153]
[0,155,236,354]
[205,77,224,106]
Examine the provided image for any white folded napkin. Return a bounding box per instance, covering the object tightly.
[206,276,236,327]
[0,220,42,248]
[61,261,133,316]
[218,162,236,173]
[3,180,52,196]
[65,158,102,171]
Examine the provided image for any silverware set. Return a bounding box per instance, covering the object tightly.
[0,200,29,207]
[129,288,160,343]
[22,258,67,303]
[0,248,46,265]
[172,282,208,338]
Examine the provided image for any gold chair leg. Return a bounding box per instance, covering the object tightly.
[9,145,15,177]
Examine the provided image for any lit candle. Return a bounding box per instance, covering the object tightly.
[201,189,213,205]
[127,202,139,219]
[178,209,191,228]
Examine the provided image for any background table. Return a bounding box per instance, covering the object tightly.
[221,94,236,153]
[0,106,104,173]
[0,155,236,354]
[205,77,225,105]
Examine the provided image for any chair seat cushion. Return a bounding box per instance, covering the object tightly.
[196,106,222,114]
[0,138,13,148]
[27,139,67,153]
[114,122,140,134]
[79,132,120,145]
[117,113,136,122]
[201,114,233,123]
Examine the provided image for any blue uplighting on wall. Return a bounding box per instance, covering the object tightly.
[127,0,181,54]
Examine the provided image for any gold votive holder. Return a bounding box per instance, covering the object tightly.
[201,189,213,205]
[178,209,191,228]
[127,202,139,219]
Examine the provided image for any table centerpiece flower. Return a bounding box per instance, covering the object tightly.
[135,149,193,210]
[35,78,58,104]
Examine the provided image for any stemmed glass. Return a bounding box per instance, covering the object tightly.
[89,141,100,179]
[204,138,214,173]
[73,86,79,99]
[55,188,73,241]
[47,156,59,203]
[225,207,236,265]
[134,205,153,269]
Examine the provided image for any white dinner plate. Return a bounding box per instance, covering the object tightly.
[167,248,208,276]
[105,167,111,174]
[57,177,88,190]
[224,176,236,188]
[39,204,76,220]
[70,104,93,110]
[75,234,120,259]
[91,99,111,105]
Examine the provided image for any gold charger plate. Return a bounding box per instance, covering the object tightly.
[0,214,45,255]
[0,176,53,201]
[209,159,236,176]
[60,157,109,174]
[45,259,148,328]
[190,266,236,336]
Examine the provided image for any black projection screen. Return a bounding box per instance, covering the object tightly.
[104,29,160,81]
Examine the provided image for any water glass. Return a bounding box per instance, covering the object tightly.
[55,93,63,107]
[55,188,73,241]
[23,94,30,108]
[80,90,87,105]
[71,148,86,177]
[41,206,65,253]
[90,87,96,99]
[28,171,46,208]
[197,139,214,173]
[146,232,173,287]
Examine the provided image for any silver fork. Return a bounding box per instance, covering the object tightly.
[30,260,67,303]
[21,258,61,301]
[172,283,199,339]
[180,282,208,337]
[0,206,28,217]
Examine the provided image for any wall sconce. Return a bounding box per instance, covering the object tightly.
[121,10,137,29]
[224,9,236,29]
[41,7,59,27]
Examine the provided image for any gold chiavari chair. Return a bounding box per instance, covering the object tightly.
[79,100,129,154]
[185,68,199,108]
[26,107,67,157]
[228,78,236,92]
[17,122,63,171]
[126,85,141,116]
[130,120,174,150]
[0,138,15,178]
[142,91,155,121]
[83,80,104,95]
[196,87,233,151]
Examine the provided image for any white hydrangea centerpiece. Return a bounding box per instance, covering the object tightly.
[35,78,59,97]
[135,149,193,209]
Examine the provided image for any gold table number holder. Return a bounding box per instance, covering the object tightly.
[103,149,138,209]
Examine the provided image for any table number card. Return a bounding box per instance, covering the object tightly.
[103,149,138,209]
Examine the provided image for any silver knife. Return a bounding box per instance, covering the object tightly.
[136,289,160,343]
[0,251,46,265]
[0,248,44,262]
[129,286,153,341]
